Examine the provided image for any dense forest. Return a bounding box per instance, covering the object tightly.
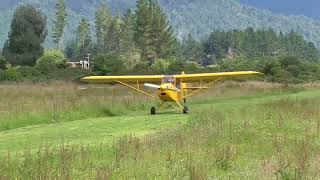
[0,0,320,84]
[2,0,320,48]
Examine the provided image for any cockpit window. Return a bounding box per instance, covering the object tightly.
[163,77,175,84]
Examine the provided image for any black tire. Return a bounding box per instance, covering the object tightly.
[151,107,156,115]
[183,106,189,114]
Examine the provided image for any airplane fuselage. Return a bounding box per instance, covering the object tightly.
[157,83,182,102]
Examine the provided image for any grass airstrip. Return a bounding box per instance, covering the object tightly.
[0,81,320,179]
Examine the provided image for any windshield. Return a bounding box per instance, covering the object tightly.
[163,77,175,84]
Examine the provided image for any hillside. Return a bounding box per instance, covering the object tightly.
[1,0,320,48]
[238,0,320,20]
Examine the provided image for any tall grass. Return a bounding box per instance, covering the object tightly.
[0,94,319,179]
[0,82,152,131]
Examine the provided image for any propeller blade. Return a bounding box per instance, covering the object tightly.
[145,83,181,92]
[144,83,161,89]
[166,87,181,92]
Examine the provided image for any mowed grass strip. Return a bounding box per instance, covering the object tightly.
[0,113,188,152]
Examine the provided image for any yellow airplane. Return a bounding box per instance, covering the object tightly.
[82,71,262,115]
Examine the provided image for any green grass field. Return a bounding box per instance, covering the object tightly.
[0,82,320,179]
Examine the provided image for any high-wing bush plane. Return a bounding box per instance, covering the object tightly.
[82,71,262,115]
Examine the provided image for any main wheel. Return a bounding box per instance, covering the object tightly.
[183,106,189,114]
[151,107,156,115]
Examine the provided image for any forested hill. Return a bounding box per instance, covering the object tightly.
[2,0,320,48]
[238,0,320,20]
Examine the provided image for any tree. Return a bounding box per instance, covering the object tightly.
[0,55,6,70]
[52,0,67,52]
[107,14,123,52]
[95,3,112,53]
[135,0,176,64]
[75,18,92,58]
[64,39,77,59]
[120,10,141,70]
[92,53,125,75]
[2,5,47,66]
[180,34,203,63]
[120,10,137,52]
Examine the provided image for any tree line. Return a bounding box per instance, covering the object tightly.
[0,0,320,83]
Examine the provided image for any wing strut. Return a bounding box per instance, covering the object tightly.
[116,80,157,99]
[183,78,223,98]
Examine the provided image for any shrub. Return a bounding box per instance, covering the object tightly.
[36,49,66,74]
[185,61,203,73]
[92,53,125,75]
[167,57,186,74]
[3,66,22,81]
[150,59,171,74]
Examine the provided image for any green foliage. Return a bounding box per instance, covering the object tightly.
[92,53,125,75]
[75,18,92,58]
[1,1,320,85]
[135,0,177,64]
[3,0,320,51]
[216,55,320,83]
[18,66,41,79]
[180,34,203,63]
[64,39,77,59]
[36,49,66,74]
[2,5,47,66]
[106,15,122,52]
[150,59,171,74]
[119,10,142,71]
[94,3,112,53]
[201,28,320,65]
[0,55,6,70]
[167,57,186,74]
[2,66,22,81]
[52,0,67,52]
[120,10,137,53]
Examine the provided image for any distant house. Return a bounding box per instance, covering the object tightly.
[80,60,90,69]
[66,60,90,69]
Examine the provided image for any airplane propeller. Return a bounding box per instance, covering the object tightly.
[144,83,181,92]
[144,83,161,89]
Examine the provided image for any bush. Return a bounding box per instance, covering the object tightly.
[92,53,125,75]
[3,66,22,81]
[167,57,186,74]
[185,61,203,73]
[36,49,66,74]
[151,59,171,74]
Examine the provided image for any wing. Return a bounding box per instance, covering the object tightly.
[174,71,263,82]
[81,75,164,83]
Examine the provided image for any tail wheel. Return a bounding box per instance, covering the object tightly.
[151,107,156,115]
[183,106,189,114]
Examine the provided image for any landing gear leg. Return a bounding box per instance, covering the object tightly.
[175,100,189,114]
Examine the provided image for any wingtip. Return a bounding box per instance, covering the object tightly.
[81,76,91,82]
